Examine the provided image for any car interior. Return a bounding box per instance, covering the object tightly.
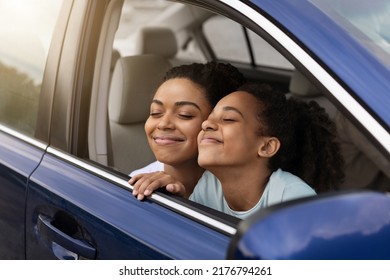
[86,0,390,213]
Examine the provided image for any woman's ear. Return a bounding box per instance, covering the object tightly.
[258,137,280,158]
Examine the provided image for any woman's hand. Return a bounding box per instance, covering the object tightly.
[129,172,186,200]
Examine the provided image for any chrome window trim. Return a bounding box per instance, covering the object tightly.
[0,124,48,151]
[0,124,237,235]
[221,0,390,154]
[46,146,237,236]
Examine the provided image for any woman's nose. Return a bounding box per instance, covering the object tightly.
[201,119,217,131]
[157,114,174,130]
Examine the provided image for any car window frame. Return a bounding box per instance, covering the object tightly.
[46,146,239,236]
[85,0,389,235]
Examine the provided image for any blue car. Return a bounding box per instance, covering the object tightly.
[0,0,389,259]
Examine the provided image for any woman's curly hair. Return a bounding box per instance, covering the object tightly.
[163,61,246,107]
[238,82,344,193]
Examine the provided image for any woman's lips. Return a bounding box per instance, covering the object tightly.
[153,135,184,145]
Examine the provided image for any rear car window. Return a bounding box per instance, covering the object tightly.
[0,0,62,136]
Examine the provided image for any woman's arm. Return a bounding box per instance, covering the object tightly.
[129,172,186,200]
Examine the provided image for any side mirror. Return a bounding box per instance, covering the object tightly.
[227,190,390,259]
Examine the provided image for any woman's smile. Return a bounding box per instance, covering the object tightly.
[153,135,185,145]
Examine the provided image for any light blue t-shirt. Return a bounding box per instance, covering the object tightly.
[189,168,316,219]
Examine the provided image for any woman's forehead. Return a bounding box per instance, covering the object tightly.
[154,78,206,101]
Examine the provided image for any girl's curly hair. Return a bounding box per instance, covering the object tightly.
[238,82,344,193]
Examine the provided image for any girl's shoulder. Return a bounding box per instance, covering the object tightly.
[267,169,316,203]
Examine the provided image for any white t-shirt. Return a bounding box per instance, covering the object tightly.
[189,169,316,219]
[129,161,163,177]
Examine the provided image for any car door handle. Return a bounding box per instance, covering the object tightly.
[37,214,96,259]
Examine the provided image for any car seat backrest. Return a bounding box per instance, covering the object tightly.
[134,27,178,59]
[108,54,172,174]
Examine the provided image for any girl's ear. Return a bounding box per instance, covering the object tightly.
[258,137,280,158]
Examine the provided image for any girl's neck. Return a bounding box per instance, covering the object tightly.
[211,165,272,211]
[164,161,204,198]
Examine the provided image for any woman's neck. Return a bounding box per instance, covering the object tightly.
[211,164,271,211]
[164,161,204,198]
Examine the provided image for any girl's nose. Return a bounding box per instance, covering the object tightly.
[201,118,217,131]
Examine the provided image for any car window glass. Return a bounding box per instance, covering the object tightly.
[105,0,296,174]
[115,0,174,56]
[249,31,294,70]
[114,1,206,63]
[0,0,63,136]
[203,15,251,63]
[203,15,294,70]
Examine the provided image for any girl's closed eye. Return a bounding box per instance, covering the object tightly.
[222,118,237,122]
[221,114,239,123]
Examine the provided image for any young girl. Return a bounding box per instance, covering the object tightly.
[191,83,344,218]
[129,62,246,199]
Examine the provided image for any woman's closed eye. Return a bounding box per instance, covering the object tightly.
[178,113,195,120]
[150,111,163,118]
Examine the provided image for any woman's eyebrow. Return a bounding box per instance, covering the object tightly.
[175,101,201,111]
[223,106,244,117]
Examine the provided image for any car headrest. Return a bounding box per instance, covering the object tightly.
[134,27,178,58]
[108,54,172,124]
[289,70,321,97]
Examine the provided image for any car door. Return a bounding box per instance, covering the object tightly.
[0,129,46,259]
[26,149,236,259]
[24,0,238,259]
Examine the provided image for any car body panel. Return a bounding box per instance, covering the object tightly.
[0,128,46,259]
[228,191,390,259]
[26,149,231,259]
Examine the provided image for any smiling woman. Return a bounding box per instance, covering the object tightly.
[145,78,210,166]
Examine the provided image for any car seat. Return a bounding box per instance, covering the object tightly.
[108,54,172,174]
[134,26,178,64]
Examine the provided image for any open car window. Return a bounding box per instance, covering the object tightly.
[86,0,390,226]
